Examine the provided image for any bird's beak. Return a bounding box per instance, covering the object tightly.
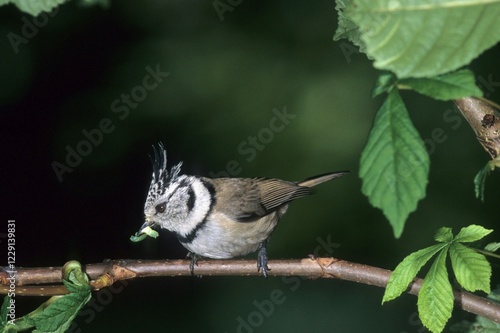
[139,221,150,233]
[130,221,159,242]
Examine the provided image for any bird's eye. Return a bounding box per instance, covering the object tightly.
[155,203,166,213]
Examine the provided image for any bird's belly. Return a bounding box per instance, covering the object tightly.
[180,212,279,259]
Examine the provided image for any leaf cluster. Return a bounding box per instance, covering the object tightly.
[382,225,493,333]
[336,0,500,236]
[0,261,91,333]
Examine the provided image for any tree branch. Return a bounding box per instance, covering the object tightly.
[454,97,500,160]
[1,257,499,323]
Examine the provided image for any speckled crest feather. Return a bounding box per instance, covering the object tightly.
[145,143,183,209]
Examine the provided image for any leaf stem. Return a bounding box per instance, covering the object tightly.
[471,247,500,260]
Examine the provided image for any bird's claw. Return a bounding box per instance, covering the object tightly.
[187,252,199,276]
[257,242,270,278]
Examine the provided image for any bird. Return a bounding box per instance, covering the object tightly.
[133,143,348,277]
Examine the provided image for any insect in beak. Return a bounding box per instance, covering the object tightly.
[130,221,159,242]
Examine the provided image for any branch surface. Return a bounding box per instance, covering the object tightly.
[454,97,500,159]
[1,257,500,323]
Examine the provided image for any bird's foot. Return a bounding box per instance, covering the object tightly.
[186,252,200,276]
[257,242,270,278]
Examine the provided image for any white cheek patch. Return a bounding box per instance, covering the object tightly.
[178,179,212,236]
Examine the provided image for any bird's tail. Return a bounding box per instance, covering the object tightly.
[298,171,349,188]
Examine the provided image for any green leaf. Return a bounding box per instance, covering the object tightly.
[484,242,500,252]
[62,261,91,293]
[27,292,91,333]
[345,0,500,78]
[0,0,68,16]
[63,278,90,295]
[449,242,491,293]
[333,0,366,53]
[434,227,453,243]
[0,296,10,329]
[360,89,429,237]
[399,69,483,101]
[418,248,454,333]
[24,260,92,332]
[372,72,397,97]
[382,243,446,303]
[0,295,17,333]
[454,224,493,243]
[474,161,492,201]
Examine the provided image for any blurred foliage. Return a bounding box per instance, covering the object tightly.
[1,1,500,332]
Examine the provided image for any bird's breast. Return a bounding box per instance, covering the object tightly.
[179,211,281,259]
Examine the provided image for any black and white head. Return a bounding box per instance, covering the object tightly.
[143,144,213,238]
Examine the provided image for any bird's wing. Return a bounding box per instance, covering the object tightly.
[256,178,312,212]
[209,178,312,222]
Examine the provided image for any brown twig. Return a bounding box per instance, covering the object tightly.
[454,97,500,160]
[1,257,500,323]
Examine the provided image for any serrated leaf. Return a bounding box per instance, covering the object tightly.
[484,242,500,252]
[372,72,397,97]
[449,242,491,293]
[434,227,453,243]
[454,224,493,243]
[0,0,68,16]
[418,248,454,333]
[24,260,92,332]
[334,0,367,54]
[360,89,429,237]
[383,243,446,303]
[399,69,483,101]
[28,292,91,333]
[346,0,500,78]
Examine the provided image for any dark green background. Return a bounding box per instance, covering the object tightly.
[1,1,499,332]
